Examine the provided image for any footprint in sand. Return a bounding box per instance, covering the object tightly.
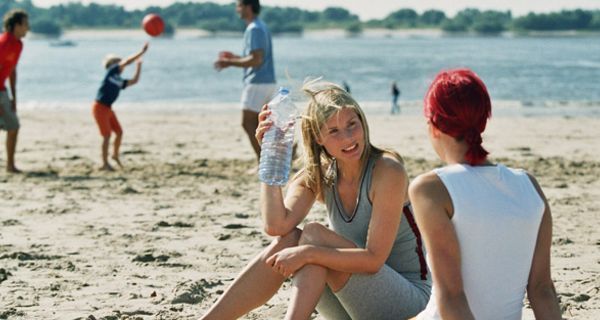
[2,219,21,226]
[171,279,223,304]
[553,237,574,245]
[0,268,12,284]
[223,223,247,229]
[132,253,170,263]
[0,251,62,261]
[572,294,590,302]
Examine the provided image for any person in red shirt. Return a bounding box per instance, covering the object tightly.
[0,9,29,173]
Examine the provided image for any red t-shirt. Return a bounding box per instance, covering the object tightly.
[0,32,23,91]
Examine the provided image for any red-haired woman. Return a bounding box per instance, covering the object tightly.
[410,69,562,320]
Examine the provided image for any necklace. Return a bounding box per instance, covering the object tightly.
[332,157,370,223]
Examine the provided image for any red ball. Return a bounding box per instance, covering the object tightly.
[142,14,164,37]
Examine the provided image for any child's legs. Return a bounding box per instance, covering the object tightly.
[201,228,302,320]
[108,111,123,157]
[101,135,110,165]
[93,102,112,165]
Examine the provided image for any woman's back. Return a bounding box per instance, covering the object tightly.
[420,164,545,320]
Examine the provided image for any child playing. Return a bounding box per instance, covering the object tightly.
[93,42,148,170]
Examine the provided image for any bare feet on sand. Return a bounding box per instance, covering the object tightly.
[6,166,22,174]
[100,164,114,171]
[112,155,123,168]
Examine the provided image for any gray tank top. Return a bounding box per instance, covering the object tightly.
[324,154,430,282]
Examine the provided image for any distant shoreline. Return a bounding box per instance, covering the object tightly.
[18,100,600,119]
[28,27,600,40]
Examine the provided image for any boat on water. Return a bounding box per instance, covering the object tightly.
[49,40,77,47]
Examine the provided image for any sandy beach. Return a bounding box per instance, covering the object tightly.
[0,108,599,319]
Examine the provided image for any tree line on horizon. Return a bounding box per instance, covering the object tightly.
[2,0,600,37]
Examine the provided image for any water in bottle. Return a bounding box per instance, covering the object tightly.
[259,87,297,185]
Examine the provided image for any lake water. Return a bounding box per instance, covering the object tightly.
[15,31,600,116]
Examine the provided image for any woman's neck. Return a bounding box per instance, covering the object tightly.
[336,158,363,184]
[441,138,469,165]
[443,145,492,166]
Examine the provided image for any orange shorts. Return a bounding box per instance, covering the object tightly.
[92,101,122,137]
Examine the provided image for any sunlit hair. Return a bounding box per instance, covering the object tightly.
[3,9,28,33]
[103,54,121,69]
[424,68,492,165]
[298,79,402,198]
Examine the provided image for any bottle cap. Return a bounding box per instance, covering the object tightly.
[278,87,290,95]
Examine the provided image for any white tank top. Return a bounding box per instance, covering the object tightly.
[417,164,545,320]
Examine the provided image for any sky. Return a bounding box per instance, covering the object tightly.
[32,0,600,20]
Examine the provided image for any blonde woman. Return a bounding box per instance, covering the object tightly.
[201,80,430,320]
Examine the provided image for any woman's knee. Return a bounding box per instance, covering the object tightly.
[298,222,328,246]
[260,228,302,259]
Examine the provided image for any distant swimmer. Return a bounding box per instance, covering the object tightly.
[92,43,148,171]
[0,9,29,173]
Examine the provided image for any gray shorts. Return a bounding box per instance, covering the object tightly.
[0,91,20,131]
[315,264,431,320]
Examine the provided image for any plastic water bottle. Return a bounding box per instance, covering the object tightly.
[259,87,297,185]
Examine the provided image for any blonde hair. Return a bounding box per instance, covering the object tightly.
[298,79,402,198]
[103,54,121,69]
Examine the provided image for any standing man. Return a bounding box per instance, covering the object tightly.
[0,9,29,173]
[214,0,276,166]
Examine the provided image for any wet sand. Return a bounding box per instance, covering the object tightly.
[1,109,599,319]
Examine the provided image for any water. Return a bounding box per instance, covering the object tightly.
[259,89,296,185]
[14,32,600,116]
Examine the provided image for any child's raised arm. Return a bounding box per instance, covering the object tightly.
[119,42,148,72]
[125,60,143,88]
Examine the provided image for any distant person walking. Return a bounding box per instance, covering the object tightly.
[214,0,276,168]
[93,43,148,171]
[0,9,29,173]
[342,80,351,93]
[391,81,401,115]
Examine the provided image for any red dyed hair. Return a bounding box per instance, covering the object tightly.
[424,68,492,165]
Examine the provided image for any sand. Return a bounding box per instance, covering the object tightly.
[0,108,599,319]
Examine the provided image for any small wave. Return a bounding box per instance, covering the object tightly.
[551,60,600,69]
